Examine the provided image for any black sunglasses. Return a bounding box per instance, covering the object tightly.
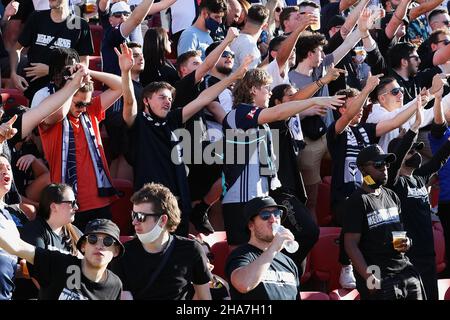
[131,210,161,223]
[259,209,284,221]
[381,87,404,96]
[113,12,130,18]
[87,234,116,247]
[74,101,92,108]
[437,39,450,45]
[441,20,450,26]
[222,51,235,59]
[366,160,390,169]
[58,200,78,208]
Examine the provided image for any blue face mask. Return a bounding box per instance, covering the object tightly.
[205,17,221,33]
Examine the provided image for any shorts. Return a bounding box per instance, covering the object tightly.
[297,135,328,186]
[222,202,249,246]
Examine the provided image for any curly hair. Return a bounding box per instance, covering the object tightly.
[130,183,181,232]
[232,68,272,107]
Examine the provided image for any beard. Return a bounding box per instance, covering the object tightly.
[216,65,233,75]
[407,63,418,77]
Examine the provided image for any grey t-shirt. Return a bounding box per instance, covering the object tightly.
[288,54,335,127]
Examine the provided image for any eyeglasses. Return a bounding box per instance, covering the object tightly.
[74,101,91,108]
[437,39,450,45]
[86,234,116,247]
[365,161,390,169]
[113,12,130,18]
[131,210,162,223]
[275,7,282,13]
[259,209,284,221]
[441,20,450,26]
[222,51,235,59]
[381,87,404,96]
[408,55,420,61]
[58,200,78,208]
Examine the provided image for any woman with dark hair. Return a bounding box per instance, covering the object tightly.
[141,27,179,86]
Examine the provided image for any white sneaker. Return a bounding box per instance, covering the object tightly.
[339,265,356,289]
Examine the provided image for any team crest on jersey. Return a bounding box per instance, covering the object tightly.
[246,107,258,120]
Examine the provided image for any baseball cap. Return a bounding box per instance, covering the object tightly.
[244,196,287,224]
[356,144,396,167]
[326,15,345,33]
[76,219,125,257]
[387,137,424,154]
[110,1,131,15]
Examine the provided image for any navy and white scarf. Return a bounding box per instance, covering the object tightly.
[61,113,116,197]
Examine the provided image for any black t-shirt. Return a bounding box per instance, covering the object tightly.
[110,235,212,300]
[32,248,122,300]
[327,122,378,208]
[18,10,93,98]
[126,108,184,194]
[225,243,300,300]
[343,187,411,275]
[99,10,127,75]
[418,38,433,71]
[9,141,42,196]
[141,61,180,87]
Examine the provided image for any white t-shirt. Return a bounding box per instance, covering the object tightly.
[33,0,50,10]
[366,98,435,152]
[170,0,196,34]
[230,33,261,71]
[265,59,290,90]
[30,87,51,108]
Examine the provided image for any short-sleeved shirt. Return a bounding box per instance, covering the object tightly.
[222,104,269,204]
[225,243,300,300]
[177,25,213,59]
[230,34,261,71]
[110,236,212,299]
[343,187,411,275]
[326,122,378,208]
[100,10,128,75]
[32,248,122,300]
[39,96,117,212]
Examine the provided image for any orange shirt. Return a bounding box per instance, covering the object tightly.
[40,96,117,212]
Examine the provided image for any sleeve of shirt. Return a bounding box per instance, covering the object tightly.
[167,108,184,129]
[343,194,364,234]
[192,241,213,285]
[225,251,253,281]
[17,11,37,47]
[105,26,126,50]
[32,248,70,287]
[326,121,339,153]
[75,19,94,56]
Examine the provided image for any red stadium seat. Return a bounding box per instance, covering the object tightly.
[300,291,330,300]
[433,221,447,274]
[210,240,231,280]
[89,24,103,56]
[0,89,29,110]
[316,180,333,227]
[111,179,134,236]
[119,235,134,244]
[199,231,227,247]
[329,288,360,300]
[301,254,312,284]
[310,227,342,291]
[430,180,440,210]
[89,56,103,90]
[438,279,450,300]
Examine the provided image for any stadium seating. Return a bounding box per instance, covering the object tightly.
[0,89,29,110]
[433,221,447,274]
[89,24,103,56]
[199,231,227,247]
[300,291,330,300]
[210,240,231,279]
[329,288,360,300]
[88,56,103,90]
[111,179,134,235]
[119,235,134,244]
[438,279,450,300]
[316,177,333,226]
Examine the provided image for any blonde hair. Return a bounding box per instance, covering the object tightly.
[232,68,272,106]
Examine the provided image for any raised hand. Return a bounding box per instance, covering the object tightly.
[298,12,318,31]
[24,63,49,82]
[16,154,36,172]
[430,73,446,98]
[114,43,134,73]
[419,87,430,107]
[313,95,346,108]
[322,63,346,84]
[233,55,254,79]
[363,74,384,93]
[0,113,18,143]
[4,1,19,18]
[412,94,423,131]
[225,27,239,43]
[358,8,372,34]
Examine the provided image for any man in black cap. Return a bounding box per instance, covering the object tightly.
[0,218,123,299]
[225,196,300,300]
[386,87,450,300]
[344,144,425,300]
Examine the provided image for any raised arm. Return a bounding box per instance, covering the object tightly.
[409,0,443,21]
[117,44,138,128]
[331,27,362,65]
[340,0,359,12]
[182,55,251,123]
[385,0,411,39]
[339,0,369,39]
[89,70,122,111]
[258,95,345,124]
[147,0,177,15]
[275,13,316,70]
[194,27,239,84]
[375,97,419,136]
[9,42,28,91]
[334,74,382,135]
[120,0,155,38]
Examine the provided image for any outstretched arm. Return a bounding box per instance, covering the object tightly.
[385,0,411,39]
[0,219,36,264]
[120,0,155,38]
[117,44,137,128]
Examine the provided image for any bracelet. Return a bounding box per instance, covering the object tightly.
[316,79,324,88]
[361,34,370,40]
[393,13,403,21]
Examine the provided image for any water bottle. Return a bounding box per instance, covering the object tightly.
[272,224,299,254]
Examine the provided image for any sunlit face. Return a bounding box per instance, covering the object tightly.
[144,88,173,118]
[309,46,324,68]
[109,12,130,28]
[53,188,78,225]
[70,91,93,118]
[253,84,272,108]
[180,56,202,78]
[430,13,450,31]
[0,156,12,197]
[81,232,119,269]
[378,81,404,111]
[249,207,282,243]
[131,47,145,73]
[406,50,421,76]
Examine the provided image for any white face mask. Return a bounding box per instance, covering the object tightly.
[136,217,164,244]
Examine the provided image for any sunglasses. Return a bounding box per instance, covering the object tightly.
[381,87,404,96]
[131,210,161,223]
[113,12,130,18]
[74,101,91,108]
[58,200,78,208]
[408,55,420,61]
[441,20,450,26]
[275,7,282,13]
[259,209,284,221]
[222,51,235,59]
[86,234,116,247]
[366,161,390,169]
[437,39,450,45]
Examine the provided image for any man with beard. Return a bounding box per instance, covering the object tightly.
[110,183,212,300]
[344,144,424,300]
[386,80,450,300]
[225,196,300,300]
